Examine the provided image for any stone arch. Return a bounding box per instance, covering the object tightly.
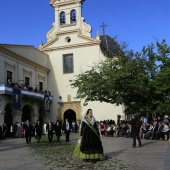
[60,11,66,25]
[4,103,13,136]
[63,109,76,123]
[58,101,82,124]
[21,104,34,122]
[70,9,76,24]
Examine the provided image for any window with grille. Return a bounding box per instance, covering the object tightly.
[7,70,12,84]
[25,77,30,86]
[63,54,74,74]
[39,82,43,92]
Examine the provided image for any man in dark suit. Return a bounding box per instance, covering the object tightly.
[151,122,159,140]
[12,122,18,138]
[155,122,164,140]
[24,120,32,144]
[46,120,54,143]
[62,118,72,142]
[128,114,142,148]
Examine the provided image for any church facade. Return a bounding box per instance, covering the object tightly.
[40,0,124,123]
[0,0,125,129]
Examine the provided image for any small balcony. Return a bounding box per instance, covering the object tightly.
[0,84,53,102]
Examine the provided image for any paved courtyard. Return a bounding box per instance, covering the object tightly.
[0,133,170,170]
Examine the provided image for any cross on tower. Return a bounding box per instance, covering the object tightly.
[100,22,108,35]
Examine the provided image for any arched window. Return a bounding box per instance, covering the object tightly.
[70,9,76,24]
[60,11,66,25]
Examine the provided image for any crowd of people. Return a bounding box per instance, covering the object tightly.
[1,110,170,163]
[1,113,170,143]
[7,81,51,95]
[99,114,170,142]
[1,119,79,144]
[1,114,170,143]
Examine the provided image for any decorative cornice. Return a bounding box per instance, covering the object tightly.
[46,28,80,47]
[0,46,50,73]
[37,73,46,81]
[58,101,81,104]
[40,29,100,52]
[50,0,81,8]
[4,61,16,70]
[46,23,58,42]
[77,29,101,43]
[60,23,77,28]
[23,68,32,76]
[80,17,92,37]
[41,41,100,52]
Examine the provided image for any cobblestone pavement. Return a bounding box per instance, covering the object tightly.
[103,137,170,170]
[0,133,170,170]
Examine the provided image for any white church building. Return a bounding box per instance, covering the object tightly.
[0,0,125,131]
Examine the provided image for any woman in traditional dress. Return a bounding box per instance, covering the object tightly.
[74,108,104,162]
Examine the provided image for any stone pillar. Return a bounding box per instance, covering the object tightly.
[13,110,22,123]
[31,113,39,123]
[44,113,50,124]
[0,111,6,124]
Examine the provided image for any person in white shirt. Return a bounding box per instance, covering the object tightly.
[162,122,169,141]
[62,118,72,142]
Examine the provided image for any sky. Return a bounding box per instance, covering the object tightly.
[0,0,169,52]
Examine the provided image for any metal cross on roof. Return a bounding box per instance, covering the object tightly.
[100,22,108,35]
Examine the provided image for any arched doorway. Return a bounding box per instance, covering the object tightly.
[39,107,45,124]
[63,109,76,123]
[4,103,13,136]
[22,105,32,122]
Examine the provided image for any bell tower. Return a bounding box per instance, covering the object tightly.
[50,0,85,29]
[46,0,91,42]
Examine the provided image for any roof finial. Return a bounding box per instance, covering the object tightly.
[39,40,43,49]
[96,30,100,40]
[100,22,108,35]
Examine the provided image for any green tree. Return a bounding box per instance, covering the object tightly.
[70,39,170,116]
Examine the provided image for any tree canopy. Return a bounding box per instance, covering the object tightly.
[70,39,170,116]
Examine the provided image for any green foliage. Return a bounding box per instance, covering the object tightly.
[70,39,170,115]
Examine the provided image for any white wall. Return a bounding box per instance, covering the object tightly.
[47,42,124,122]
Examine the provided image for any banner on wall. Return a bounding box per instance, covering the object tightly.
[13,87,21,110]
[44,94,50,112]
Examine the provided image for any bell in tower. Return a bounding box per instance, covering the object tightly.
[70,9,76,24]
[60,12,66,25]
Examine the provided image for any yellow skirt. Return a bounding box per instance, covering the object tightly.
[73,143,104,159]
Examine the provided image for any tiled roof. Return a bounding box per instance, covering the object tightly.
[100,35,120,56]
